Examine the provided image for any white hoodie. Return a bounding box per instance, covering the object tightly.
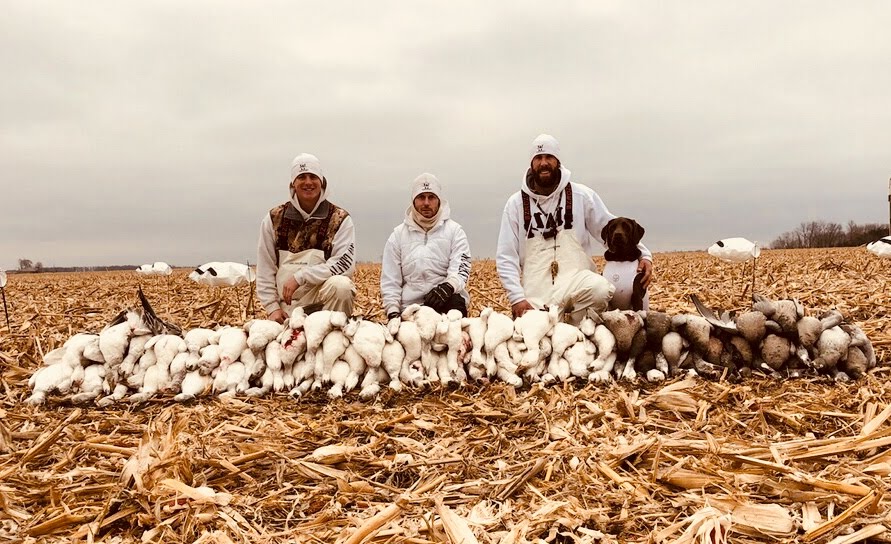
[380,201,471,316]
[256,183,356,314]
[496,166,652,306]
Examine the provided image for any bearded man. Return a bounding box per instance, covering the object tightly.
[495,134,654,323]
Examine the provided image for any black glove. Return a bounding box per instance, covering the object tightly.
[423,282,455,310]
[387,311,400,320]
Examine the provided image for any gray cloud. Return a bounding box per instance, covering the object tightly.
[1,1,889,272]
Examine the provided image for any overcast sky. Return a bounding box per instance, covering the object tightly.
[1,1,889,270]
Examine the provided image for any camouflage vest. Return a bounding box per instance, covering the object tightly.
[269,201,349,264]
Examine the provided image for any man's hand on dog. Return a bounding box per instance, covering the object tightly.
[637,259,653,289]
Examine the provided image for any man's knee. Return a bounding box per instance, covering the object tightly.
[566,270,614,314]
[320,276,356,302]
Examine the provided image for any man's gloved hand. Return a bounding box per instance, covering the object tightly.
[423,282,455,310]
[386,312,400,335]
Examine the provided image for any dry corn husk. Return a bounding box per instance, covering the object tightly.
[306,441,375,465]
[709,499,796,538]
[158,478,232,506]
[654,505,730,543]
[436,498,482,544]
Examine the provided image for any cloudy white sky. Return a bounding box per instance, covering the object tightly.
[1,1,889,270]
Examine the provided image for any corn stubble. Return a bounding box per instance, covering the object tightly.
[0,247,889,543]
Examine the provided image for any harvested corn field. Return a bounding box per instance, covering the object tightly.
[1,247,890,543]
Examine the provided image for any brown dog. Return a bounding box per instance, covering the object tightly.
[600,217,648,311]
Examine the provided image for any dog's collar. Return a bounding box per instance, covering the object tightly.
[604,247,642,262]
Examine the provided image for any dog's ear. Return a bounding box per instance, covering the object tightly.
[601,218,619,243]
[630,219,645,244]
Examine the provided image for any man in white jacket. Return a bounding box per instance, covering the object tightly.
[380,173,472,319]
[257,153,356,323]
[496,134,654,321]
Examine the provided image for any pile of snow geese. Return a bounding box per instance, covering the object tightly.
[25,286,879,406]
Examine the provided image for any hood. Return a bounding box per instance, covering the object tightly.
[403,199,452,231]
[521,165,572,205]
[290,178,329,220]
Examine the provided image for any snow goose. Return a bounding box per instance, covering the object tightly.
[482,308,515,381]
[401,304,446,382]
[342,317,387,373]
[314,328,349,387]
[380,336,406,391]
[437,310,465,385]
[175,370,213,402]
[245,319,284,353]
[543,322,583,383]
[302,310,348,380]
[461,312,489,380]
[392,319,420,380]
[184,328,216,354]
[513,306,559,369]
[26,348,77,405]
[564,337,596,379]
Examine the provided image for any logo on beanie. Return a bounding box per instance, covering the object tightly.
[537,144,544,152]
[422,182,431,190]
[299,163,307,172]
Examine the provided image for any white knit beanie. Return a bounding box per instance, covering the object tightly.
[411,173,442,200]
[530,134,560,161]
[290,153,324,182]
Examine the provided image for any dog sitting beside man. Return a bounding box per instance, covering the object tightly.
[601,217,649,311]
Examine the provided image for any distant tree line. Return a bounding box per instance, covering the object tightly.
[771,221,888,249]
[17,258,43,272]
[15,258,140,273]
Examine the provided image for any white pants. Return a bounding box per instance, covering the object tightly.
[522,231,615,324]
[553,270,616,325]
[277,248,355,315]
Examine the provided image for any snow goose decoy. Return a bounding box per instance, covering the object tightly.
[866,236,891,259]
[708,238,761,263]
[135,262,173,276]
[189,262,257,320]
[136,262,174,311]
[707,237,761,303]
[189,262,256,287]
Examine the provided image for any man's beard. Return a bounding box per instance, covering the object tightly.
[530,165,561,194]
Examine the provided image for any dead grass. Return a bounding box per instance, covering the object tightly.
[0,247,889,543]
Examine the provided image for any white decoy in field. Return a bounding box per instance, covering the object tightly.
[189,262,256,287]
[136,262,173,276]
[707,237,761,301]
[189,262,257,320]
[866,236,891,258]
[708,238,760,262]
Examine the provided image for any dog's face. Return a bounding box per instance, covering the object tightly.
[601,217,645,252]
